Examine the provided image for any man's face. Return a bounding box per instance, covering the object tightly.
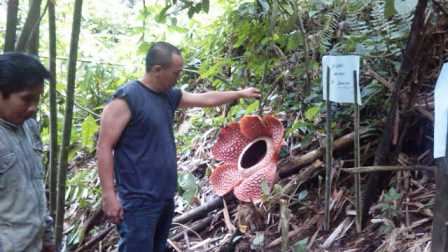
[158,54,183,91]
[0,85,43,125]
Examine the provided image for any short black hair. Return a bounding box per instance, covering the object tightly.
[145,42,181,72]
[0,52,51,98]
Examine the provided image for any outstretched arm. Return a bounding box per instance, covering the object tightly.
[178,87,261,108]
[96,99,131,224]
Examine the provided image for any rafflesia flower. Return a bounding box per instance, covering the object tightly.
[209,115,284,202]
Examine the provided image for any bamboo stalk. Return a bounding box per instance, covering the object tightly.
[280,199,289,252]
[48,0,58,219]
[324,66,332,231]
[55,0,83,246]
[4,0,18,52]
[353,70,362,233]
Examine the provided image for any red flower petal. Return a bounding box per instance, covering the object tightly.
[211,123,250,163]
[263,115,284,155]
[209,163,242,196]
[233,162,277,202]
[239,115,271,141]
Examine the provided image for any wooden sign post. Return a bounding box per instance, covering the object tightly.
[431,63,448,252]
[353,70,362,233]
[322,55,361,231]
[324,66,333,231]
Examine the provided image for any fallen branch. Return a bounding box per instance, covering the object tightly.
[77,207,105,246]
[266,215,319,248]
[172,196,227,224]
[171,216,213,241]
[341,165,435,173]
[73,226,114,252]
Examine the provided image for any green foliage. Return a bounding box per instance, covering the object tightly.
[64,168,101,247]
[1,0,419,244]
[177,171,199,204]
[157,0,211,20]
[260,180,285,210]
[304,105,321,121]
[384,0,396,18]
[294,237,309,252]
[80,115,98,151]
[377,187,402,234]
[378,187,401,218]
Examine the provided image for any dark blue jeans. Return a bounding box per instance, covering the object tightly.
[117,197,175,252]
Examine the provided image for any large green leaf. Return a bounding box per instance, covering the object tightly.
[81,115,98,151]
[304,106,320,121]
[394,0,417,15]
[178,172,199,204]
[202,0,210,13]
[245,100,260,114]
[384,0,396,18]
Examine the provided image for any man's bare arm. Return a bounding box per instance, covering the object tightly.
[178,87,261,108]
[96,98,131,223]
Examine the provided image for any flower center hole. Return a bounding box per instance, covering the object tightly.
[240,139,267,169]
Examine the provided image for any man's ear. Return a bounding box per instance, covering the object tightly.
[153,65,163,73]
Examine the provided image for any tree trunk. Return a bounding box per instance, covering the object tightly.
[26,0,41,55]
[4,0,19,52]
[55,0,83,247]
[362,0,428,225]
[48,0,58,219]
[15,0,42,52]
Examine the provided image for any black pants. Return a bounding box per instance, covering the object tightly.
[117,198,175,252]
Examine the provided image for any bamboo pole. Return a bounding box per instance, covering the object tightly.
[324,66,332,231]
[280,199,289,252]
[341,165,435,173]
[48,0,58,218]
[55,0,83,247]
[353,70,362,233]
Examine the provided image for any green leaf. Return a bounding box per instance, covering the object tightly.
[178,172,199,204]
[245,100,260,114]
[202,0,210,13]
[81,115,98,151]
[286,32,303,52]
[178,172,194,188]
[261,180,270,196]
[182,189,196,203]
[168,25,188,33]
[384,0,396,18]
[394,0,417,15]
[188,6,196,18]
[384,187,401,202]
[156,5,171,23]
[138,42,151,55]
[304,106,320,121]
[294,238,309,252]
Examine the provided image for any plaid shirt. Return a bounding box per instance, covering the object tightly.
[0,118,53,252]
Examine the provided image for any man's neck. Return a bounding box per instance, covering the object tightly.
[140,74,163,93]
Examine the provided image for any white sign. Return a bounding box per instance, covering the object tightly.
[434,63,448,158]
[322,55,362,105]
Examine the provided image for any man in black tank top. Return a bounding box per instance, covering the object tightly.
[97,42,261,252]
